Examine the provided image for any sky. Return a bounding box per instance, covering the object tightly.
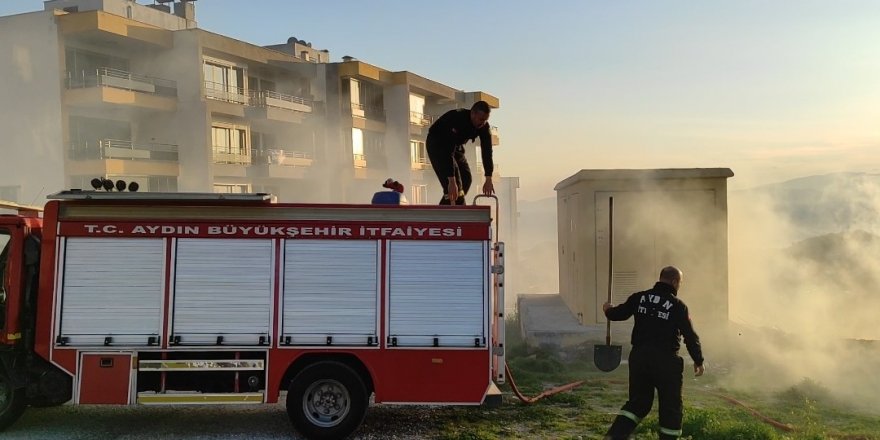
[2,0,879,199]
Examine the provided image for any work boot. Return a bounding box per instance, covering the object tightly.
[605,415,637,440]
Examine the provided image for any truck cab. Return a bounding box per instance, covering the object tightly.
[0,208,35,428]
[0,208,40,348]
[0,203,72,429]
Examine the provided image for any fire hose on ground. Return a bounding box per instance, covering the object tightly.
[504,363,586,404]
[502,363,794,433]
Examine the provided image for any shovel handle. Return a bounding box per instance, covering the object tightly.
[606,196,614,345]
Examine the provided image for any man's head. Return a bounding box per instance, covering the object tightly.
[470,101,491,129]
[658,266,683,291]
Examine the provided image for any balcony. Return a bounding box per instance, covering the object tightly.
[212,146,251,165]
[253,149,314,167]
[365,105,385,121]
[65,68,177,111]
[350,103,385,121]
[350,102,365,118]
[246,90,312,124]
[70,139,178,161]
[490,125,500,146]
[353,153,367,169]
[411,156,431,171]
[409,112,433,127]
[67,139,179,177]
[249,148,314,179]
[58,10,173,50]
[204,81,248,105]
[251,91,311,113]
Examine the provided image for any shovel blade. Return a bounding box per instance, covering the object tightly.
[594,344,622,372]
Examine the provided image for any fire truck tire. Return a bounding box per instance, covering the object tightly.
[286,361,368,440]
[0,372,26,431]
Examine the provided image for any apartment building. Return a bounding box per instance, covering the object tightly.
[0,0,504,207]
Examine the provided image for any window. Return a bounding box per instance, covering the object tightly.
[68,115,131,159]
[0,228,10,327]
[347,79,384,119]
[411,185,428,205]
[364,131,385,168]
[349,79,361,106]
[349,79,364,117]
[352,128,365,167]
[409,94,425,115]
[148,176,178,192]
[410,140,427,168]
[212,125,249,164]
[213,184,250,194]
[409,93,427,125]
[203,61,245,103]
[65,47,128,78]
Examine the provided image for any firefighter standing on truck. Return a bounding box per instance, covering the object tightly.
[602,266,705,440]
[426,101,494,205]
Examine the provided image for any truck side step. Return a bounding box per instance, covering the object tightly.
[137,392,264,405]
[138,359,264,371]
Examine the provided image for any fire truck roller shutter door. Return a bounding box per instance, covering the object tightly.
[172,239,273,345]
[59,238,165,346]
[282,240,379,346]
[388,241,487,347]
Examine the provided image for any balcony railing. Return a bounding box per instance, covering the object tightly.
[409,112,433,127]
[353,153,367,168]
[365,105,385,120]
[411,156,431,170]
[350,102,365,118]
[248,90,312,112]
[253,148,314,166]
[69,139,178,161]
[204,81,248,104]
[67,68,178,97]
[212,145,251,165]
[350,103,385,120]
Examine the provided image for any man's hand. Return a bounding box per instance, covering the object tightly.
[694,364,704,377]
[602,302,612,313]
[482,178,495,196]
[447,178,459,204]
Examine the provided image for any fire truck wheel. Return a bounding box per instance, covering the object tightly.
[0,372,27,431]
[286,361,368,440]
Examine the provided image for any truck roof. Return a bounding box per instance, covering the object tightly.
[46,192,492,223]
[48,191,273,202]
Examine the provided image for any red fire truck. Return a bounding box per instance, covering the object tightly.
[0,191,506,439]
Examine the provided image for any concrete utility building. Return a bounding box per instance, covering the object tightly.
[554,168,734,333]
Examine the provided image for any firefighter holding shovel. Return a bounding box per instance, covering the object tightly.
[602,266,705,440]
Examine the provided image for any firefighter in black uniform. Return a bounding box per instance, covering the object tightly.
[426,101,494,205]
[603,266,705,440]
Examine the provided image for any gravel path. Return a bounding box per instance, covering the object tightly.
[3,404,443,440]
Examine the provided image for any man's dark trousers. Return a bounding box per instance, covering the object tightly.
[426,139,471,205]
[606,346,684,439]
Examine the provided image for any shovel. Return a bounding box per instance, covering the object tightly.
[594,196,622,372]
